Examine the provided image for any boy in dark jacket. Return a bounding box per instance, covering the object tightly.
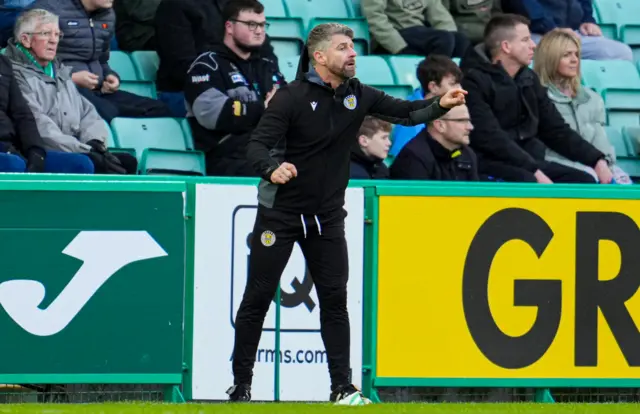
[228,22,467,405]
[460,13,612,184]
[391,104,478,181]
[350,116,391,179]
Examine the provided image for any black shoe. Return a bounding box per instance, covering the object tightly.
[226,384,251,402]
[330,384,357,402]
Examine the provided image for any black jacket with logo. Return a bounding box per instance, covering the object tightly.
[0,55,42,154]
[155,0,277,92]
[247,46,450,215]
[390,129,479,181]
[184,44,285,176]
[460,44,604,172]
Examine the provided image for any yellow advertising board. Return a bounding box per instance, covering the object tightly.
[376,195,640,380]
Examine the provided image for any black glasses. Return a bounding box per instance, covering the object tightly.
[231,19,270,31]
[440,118,472,123]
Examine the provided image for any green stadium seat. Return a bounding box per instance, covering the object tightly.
[111,117,187,157]
[623,126,640,155]
[378,85,413,99]
[138,148,206,176]
[263,0,287,17]
[108,51,137,81]
[131,51,159,82]
[118,81,157,99]
[349,0,362,17]
[279,55,299,82]
[607,126,640,178]
[356,55,395,84]
[284,0,352,27]
[452,57,460,66]
[104,120,116,148]
[581,60,640,127]
[267,17,305,58]
[180,118,195,150]
[604,126,631,157]
[308,18,370,55]
[387,55,423,89]
[593,0,640,44]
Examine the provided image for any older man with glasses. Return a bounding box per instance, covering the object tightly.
[4,8,137,174]
[183,0,285,177]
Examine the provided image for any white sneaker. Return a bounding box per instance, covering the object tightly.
[331,385,373,406]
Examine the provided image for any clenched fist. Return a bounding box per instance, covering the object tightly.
[270,162,297,184]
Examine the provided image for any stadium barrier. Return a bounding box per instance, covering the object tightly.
[1,175,640,403]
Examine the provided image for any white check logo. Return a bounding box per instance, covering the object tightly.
[0,231,167,336]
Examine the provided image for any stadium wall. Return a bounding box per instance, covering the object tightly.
[0,175,639,403]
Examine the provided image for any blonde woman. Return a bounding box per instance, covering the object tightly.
[533,29,631,184]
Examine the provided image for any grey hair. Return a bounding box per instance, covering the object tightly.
[306,23,354,65]
[14,9,59,40]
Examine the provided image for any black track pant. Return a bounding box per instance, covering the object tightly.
[232,205,351,391]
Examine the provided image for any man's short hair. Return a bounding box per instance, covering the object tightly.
[358,116,392,138]
[484,13,531,58]
[14,8,58,40]
[417,55,462,93]
[222,0,265,23]
[307,23,354,65]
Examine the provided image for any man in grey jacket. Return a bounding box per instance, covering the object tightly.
[30,0,171,122]
[6,8,137,174]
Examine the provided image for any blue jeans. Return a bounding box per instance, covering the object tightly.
[0,151,95,173]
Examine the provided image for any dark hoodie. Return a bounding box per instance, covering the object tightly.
[184,43,285,176]
[390,129,479,181]
[154,0,277,92]
[247,45,450,214]
[460,44,604,173]
[350,147,389,179]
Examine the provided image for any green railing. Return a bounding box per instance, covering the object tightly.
[0,174,638,404]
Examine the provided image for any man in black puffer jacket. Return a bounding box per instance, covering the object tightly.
[460,14,613,184]
[30,0,172,122]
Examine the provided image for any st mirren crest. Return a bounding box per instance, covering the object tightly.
[260,230,276,247]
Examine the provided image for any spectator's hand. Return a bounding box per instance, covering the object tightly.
[440,88,467,109]
[534,169,553,184]
[594,159,613,183]
[72,71,99,89]
[264,86,277,108]
[270,162,297,184]
[26,147,46,173]
[87,139,127,174]
[579,23,602,37]
[101,74,120,94]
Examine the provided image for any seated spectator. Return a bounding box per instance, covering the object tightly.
[113,0,161,52]
[31,0,172,122]
[154,0,279,117]
[391,104,478,181]
[350,116,391,179]
[441,0,500,45]
[361,0,470,58]
[184,0,284,176]
[502,0,632,61]
[5,9,137,174]
[391,54,462,157]
[0,53,91,173]
[460,14,613,184]
[534,29,632,184]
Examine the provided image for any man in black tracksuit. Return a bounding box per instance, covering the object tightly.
[184,0,285,176]
[227,23,467,404]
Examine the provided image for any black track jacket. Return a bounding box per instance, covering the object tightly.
[247,47,451,215]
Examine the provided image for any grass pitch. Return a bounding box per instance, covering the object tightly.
[0,403,640,414]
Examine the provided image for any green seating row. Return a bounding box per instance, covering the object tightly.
[104,117,205,176]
